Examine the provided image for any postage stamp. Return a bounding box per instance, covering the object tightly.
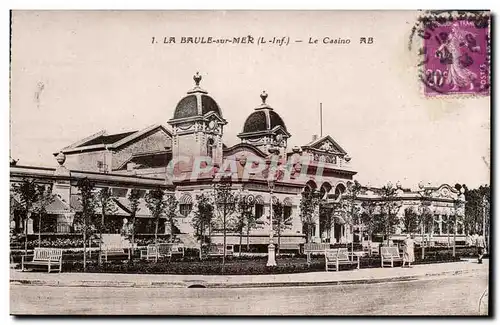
[410,11,491,97]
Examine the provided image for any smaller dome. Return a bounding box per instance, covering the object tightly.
[240,91,287,134]
[173,94,221,119]
[170,72,223,120]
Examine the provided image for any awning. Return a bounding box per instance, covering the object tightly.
[35,196,71,214]
[113,197,152,218]
[70,195,131,217]
[11,193,71,214]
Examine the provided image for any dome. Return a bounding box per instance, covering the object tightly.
[241,91,287,134]
[242,110,287,133]
[173,94,222,119]
[171,72,223,120]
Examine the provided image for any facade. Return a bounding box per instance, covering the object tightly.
[10,73,467,249]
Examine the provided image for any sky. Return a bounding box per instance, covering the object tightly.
[9,10,490,189]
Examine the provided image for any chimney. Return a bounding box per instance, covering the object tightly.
[312,134,318,142]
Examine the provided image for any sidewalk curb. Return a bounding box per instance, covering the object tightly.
[10,268,484,289]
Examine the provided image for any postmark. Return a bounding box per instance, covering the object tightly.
[409,11,490,97]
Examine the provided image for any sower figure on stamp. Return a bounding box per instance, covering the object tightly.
[476,232,486,264]
[435,22,480,91]
[402,234,415,268]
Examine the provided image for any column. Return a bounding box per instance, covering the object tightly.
[329,220,336,244]
[27,217,34,235]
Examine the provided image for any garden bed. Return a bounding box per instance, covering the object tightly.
[12,252,463,275]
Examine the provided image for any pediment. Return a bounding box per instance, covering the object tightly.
[302,135,347,155]
[223,143,267,159]
[433,184,459,199]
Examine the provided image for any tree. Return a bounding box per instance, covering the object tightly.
[235,192,255,256]
[13,179,39,256]
[191,193,215,258]
[319,205,334,242]
[33,184,56,248]
[360,201,378,238]
[127,189,142,261]
[144,187,167,251]
[97,187,117,264]
[464,185,490,235]
[245,200,257,251]
[360,200,379,255]
[164,194,179,241]
[417,187,434,259]
[299,188,321,243]
[214,177,236,272]
[76,178,98,272]
[377,184,401,246]
[340,180,363,251]
[271,198,284,255]
[402,207,419,235]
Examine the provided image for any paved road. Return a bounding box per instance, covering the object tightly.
[11,272,488,316]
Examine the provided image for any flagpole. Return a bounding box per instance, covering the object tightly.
[320,102,323,138]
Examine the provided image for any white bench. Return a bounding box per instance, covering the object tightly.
[99,234,130,263]
[202,243,234,258]
[21,248,63,273]
[325,248,360,272]
[141,243,185,262]
[141,244,160,261]
[304,243,331,264]
[381,246,403,268]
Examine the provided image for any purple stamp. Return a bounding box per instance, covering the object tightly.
[422,18,490,96]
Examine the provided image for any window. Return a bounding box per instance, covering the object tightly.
[112,188,128,197]
[254,195,264,219]
[283,197,293,226]
[255,204,264,219]
[180,204,193,217]
[433,217,441,235]
[179,193,193,217]
[442,216,449,234]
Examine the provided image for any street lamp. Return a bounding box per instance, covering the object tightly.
[266,146,280,267]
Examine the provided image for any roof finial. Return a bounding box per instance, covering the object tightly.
[260,90,268,105]
[193,72,202,87]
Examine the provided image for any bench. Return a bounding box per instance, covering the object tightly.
[325,248,360,272]
[158,243,185,259]
[381,246,403,268]
[278,243,301,254]
[202,243,234,259]
[141,243,186,262]
[362,242,380,256]
[21,248,63,273]
[99,234,131,263]
[141,244,160,261]
[304,243,331,264]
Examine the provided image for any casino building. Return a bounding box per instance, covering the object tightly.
[10,73,466,250]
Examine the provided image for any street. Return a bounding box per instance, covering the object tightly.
[11,271,488,315]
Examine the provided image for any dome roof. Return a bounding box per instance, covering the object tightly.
[241,91,287,134]
[242,109,287,133]
[173,94,221,119]
[171,72,223,120]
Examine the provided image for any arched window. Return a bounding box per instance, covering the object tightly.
[254,195,264,219]
[319,182,332,199]
[283,197,293,226]
[332,183,346,201]
[179,193,193,217]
